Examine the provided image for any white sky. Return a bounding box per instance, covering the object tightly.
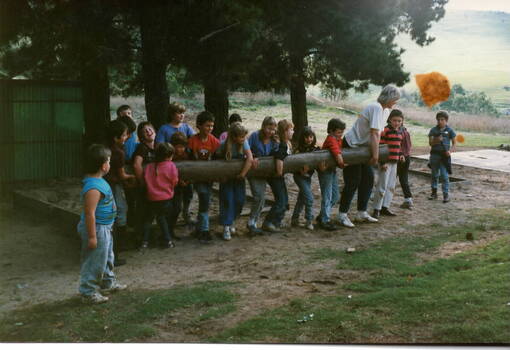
[446,0,510,12]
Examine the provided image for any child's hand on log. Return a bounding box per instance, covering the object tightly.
[300,165,309,175]
[318,161,327,172]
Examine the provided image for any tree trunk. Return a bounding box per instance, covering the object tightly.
[139,2,169,131]
[176,145,389,182]
[81,61,110,146]
[204,77,229,137]
[289,55,307,140]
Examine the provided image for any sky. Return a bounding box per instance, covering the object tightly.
[446,0,510,13]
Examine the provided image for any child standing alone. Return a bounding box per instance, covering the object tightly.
[372,109,404,218]
[142,143,179,249]
[428,111,456,203]
[78,144,126,304]
[216,122,253,240]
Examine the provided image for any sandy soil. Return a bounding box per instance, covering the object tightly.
[1,157,509,342]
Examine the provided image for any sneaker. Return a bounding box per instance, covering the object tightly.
[428,189,438,200]
[82,292,109,304]
[400,201,413,210]
[380,207,397,216]
[229,225,236,234]
[164,241,175,248]
[141,241,149,249]
[247,224,263,236]
[443,193,450,203]
[101,281,127,294]
[223,230,231,241]
[262,222,281,233]
[319,221,336,231]
[305,221,314,230]
[291,218,300,227]
[372,209,381,219]
[355,211,378,223]
[338,214,355,228]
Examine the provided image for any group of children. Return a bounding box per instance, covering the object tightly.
[78,100,457,303]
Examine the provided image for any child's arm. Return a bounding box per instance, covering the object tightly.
[450,133,457,153]
[84,189,101,249]
[133,155,144,185]
[238,149,254,179]
[336,153,345,168]
[117,167,136,186]
[275,159,284,177]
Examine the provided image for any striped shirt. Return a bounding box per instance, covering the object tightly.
[380,125,403,162]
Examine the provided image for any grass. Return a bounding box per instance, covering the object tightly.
[210,208,510,343]
[0,281,237,342]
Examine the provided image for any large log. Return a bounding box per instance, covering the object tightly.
[175,145,389,182]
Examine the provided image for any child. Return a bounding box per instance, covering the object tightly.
[155,102,195,143]
[169,131,195,233]
[78,144,126,304]
[104,120,136,266]
[291,126,321,230]
[317,118,346,231]
[372,109,404,218]
[142,143,178,249]
[398,119,414,209]
[116,105,138,163]
[219,113,242,143]
[428,111,456,203]
[188,111,220,242]
[216,122,253,240]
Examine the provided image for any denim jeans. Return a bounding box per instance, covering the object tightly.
[219,179,246,226]
[171,184,193,227]
[264,176,288,227]
[292,173,314,222]
[143,199,173,243]
[195,182,212,232]
[248,177,267,226]
[339,163,374,213]
[78,221,115,296]
[429,153,449,194]
[111,183,127,226]
[318,168,340,223]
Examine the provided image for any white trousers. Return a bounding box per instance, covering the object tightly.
[373,162,397,210]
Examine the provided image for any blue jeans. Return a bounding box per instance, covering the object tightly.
[264,176,288,227]
[292,173,314,222]
[78,221,115,296]
[339,163,374,213]
[111,183,127,226]
[143,199,173,243]
[219,179,246,226]
[430,153,449,194]
[248,177,267,226]
[195,182,212,232]
[318,168,340,223]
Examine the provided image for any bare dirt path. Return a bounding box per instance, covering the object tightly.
[1,158,509,342]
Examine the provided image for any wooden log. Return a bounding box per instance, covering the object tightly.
[175,145,389,182]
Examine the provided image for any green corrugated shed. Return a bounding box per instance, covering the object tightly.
[0,80,84,190]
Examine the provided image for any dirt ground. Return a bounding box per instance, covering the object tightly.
[1,156,509,342]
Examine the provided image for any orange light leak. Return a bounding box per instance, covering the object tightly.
[456,134,465,143]
[415,72,451,107]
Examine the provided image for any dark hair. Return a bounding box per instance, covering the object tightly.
[229,113,242,124]
[137,121,154,142]
[436,110,449,121]
[84,144,111,174]
[327,118,346,133]
[117,115,136,134]
[168,102,186,122]
[116,105,131,117]
[196,111,215,126]
[387,109,404,123]
[106,120,128,143]
[297,126,317,152]
[154,142,174,177]
[170,131,188,146]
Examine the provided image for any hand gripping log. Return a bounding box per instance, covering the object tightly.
[175,144,389,182]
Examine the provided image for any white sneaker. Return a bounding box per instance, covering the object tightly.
[338,213,355,228]
[82,292,109,304]
[305,221,314,230]
[101,281,127,294]
[223,226,231,241]
[355,211,378,223]
[229,226,236,234]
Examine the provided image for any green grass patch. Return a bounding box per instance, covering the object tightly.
[0,281,236,342]
[211,209,510,343]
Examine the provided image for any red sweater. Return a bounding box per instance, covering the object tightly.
[322,134,342,156]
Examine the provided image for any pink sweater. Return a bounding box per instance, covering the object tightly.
[143,160,179,201]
